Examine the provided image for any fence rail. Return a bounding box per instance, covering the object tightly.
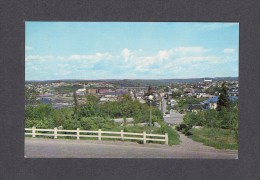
[25,127,168,145]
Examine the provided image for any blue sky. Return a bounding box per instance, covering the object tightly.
[25,22,239,80]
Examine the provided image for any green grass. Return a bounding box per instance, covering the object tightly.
[166,127,180,145]
[188,127,238,150]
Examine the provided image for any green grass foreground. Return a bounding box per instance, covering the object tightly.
[188,127,238,150]
[165,126,180,145]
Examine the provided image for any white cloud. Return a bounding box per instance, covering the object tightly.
[26,55,54,62]
[152,47,207,61]
[174,56,224,65]
[57,64,69,69]
[157,50,169,60]
[25,46,33,51]
[69,52,113,61]
[223,48,235,53]
[69,55,81,60]
[26,52,113,62]
[130,46,208,72]
[25,46,238,79]
[121,48,131,62]
[171,46,206,54]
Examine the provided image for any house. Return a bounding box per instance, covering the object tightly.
[229,96,239,102]
[37,97,52,104]
[201,96,238,110]
[170,99,177,107]
[98,88,111,94]
[115,89,128,95]
[188,104,205,113]
[137,97,146,104]
[201,94,215,98]
[228,87,239,96]
[76,88,86,96]
[203,96,219,109]
[100,95,117,102]
[103,91,116,96]
[196,92,206,98]
[88,88,98,94]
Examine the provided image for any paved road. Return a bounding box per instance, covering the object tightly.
[161,98,167,114]
[160,97,184,125]
[25,138,237,159]
[163,111,184,125]
[24,105,238,159]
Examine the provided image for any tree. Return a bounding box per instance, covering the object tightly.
[217,82,230,111]
[205,86,221,95]
[148,85,152,95]
[73,91,79,120]
[25,86,39,105]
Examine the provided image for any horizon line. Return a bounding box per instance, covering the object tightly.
[25,76,239,81]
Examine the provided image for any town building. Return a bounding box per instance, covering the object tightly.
[204,78,212,82]
[88,88,98,94]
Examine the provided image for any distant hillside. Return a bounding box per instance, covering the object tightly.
[26,77,238,87]
[107,77,238,87]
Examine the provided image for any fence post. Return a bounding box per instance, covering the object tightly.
[77,128,80,140]
[54,127,57,139]
[98,129,101,141]
[32,126,36,138]
[121,130,124,141]
[143,131,146,144]
[165,133,168,145]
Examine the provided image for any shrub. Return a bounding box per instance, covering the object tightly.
[123,127,128,132]
[63,119,80,130]
[176,123,187,131]
[80,117,98,130]
[175,123,192,135]
[203,109,219,128]
[158,124,167,134]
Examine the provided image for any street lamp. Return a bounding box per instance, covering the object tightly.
[149,95,154,133]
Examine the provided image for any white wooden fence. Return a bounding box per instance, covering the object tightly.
[25,127,168,145]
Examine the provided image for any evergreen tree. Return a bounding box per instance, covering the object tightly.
[217,82,230,111]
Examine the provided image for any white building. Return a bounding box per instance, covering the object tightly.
[204,78,212,82]
[76,83,86,96]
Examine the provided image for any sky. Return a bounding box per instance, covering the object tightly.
[25,22,239,80]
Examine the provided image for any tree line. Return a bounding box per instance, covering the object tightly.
[25,94,164,131]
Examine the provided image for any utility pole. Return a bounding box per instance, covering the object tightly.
[149,95,153,134]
